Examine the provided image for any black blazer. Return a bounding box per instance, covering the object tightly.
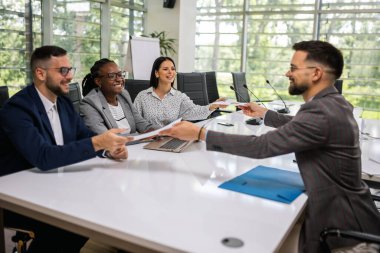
[0,84,97,176]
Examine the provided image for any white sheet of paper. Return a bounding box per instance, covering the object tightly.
[212,99,246,107]
[131,118,182,141]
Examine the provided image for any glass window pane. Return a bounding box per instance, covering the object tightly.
[110,3,145,70]
[0,0,41,92]
[195,0,380,118]
[320,9,380,116]
[53,1,101,84]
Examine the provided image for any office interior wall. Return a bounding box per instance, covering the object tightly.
[144,0,196,72]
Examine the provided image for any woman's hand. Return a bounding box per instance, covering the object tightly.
[238,102,268,118]
[209,97,228,111]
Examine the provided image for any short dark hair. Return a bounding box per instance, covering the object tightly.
[292,40,344,79]
[30,45,67,72]
[149,56,176,88]
[81,58,115,97]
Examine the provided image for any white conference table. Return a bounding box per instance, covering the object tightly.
[0,111,307,253]
[359,118,380,182]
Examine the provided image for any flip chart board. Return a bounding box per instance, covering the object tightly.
[126,36,160,80]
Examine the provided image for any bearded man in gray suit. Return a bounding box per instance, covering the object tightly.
[160,40,380,253]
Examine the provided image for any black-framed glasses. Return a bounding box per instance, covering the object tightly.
[289,66,317,72]
[39,67,76,76]
[98,71,127,80]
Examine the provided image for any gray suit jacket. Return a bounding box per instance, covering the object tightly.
[80,88,157,134]
[206,86,380,252]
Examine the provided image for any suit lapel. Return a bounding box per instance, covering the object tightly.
[97,90,118,128]
[57,97,72,143]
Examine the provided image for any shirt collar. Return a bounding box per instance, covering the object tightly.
[35,86,56,113]
[149,87,175,99]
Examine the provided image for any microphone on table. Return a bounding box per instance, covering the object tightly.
[243,84,267,109]
[265,80,290,114]
[229,86,262,125]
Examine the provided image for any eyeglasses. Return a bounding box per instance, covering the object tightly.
[39,67,76,76]
[289,66,317,72]
[98,71,127,80]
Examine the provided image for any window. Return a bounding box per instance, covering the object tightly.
[0,0,41,94]
[110,0,145,71]
[0,0,145,95]
[195,0,380,119]
[53,1,101,84]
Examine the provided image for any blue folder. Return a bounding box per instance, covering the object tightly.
[219,165,305,204]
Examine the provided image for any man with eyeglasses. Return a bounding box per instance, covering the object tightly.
[0,45,131,252]
[160,40,380,252]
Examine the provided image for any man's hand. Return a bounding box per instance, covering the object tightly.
[108,147,128,160]
[92,128,132,154]
[238,102,268,118]
[159,121,203,141]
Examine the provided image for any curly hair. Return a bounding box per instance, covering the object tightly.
[82,58,115,97]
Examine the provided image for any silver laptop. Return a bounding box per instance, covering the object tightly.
[143,136,193,153]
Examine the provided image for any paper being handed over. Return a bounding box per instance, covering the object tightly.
[212,98,246,107]
[123,118,182,141]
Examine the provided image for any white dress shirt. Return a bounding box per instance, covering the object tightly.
[36,87,64,145]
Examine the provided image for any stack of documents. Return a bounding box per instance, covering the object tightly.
[219,166,305,204]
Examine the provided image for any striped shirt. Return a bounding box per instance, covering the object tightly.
[108,102,131,133]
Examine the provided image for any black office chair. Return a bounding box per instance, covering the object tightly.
[124,79,150,102]
[320,228,380,253]
[334,79,343,94]
[231,72,262,125]
[205,71,220,103]
[0,86,10,108]
[177,72,209,106]
[65,82,82,113]
[320,194,380,253]
[231,72,250,103]
[9,228,35,253]
[204,71,232,117]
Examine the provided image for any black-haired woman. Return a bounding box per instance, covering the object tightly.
[80,58,158,134]
[134,56,225,127]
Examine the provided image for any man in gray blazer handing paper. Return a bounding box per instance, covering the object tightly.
[160,40,380,253]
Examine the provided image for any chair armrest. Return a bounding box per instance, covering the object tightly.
[371,194,380,202]
[320,228,380,253]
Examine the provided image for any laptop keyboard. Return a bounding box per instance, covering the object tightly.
[160,138,188,150]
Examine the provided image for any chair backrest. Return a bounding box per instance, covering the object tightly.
[65,82,82,112]
[231,72,250,103]
[205,71,220,103]
[177,72,209,106]
[124,79,150,102]
[0,86,10,108]
[334,79,343,94]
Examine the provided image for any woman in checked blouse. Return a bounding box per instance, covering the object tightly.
[134,56,225,127]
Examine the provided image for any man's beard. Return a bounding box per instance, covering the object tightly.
[46,76,69,97]
[288,82,308,95]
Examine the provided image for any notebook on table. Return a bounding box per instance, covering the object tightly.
[143,136,193,153]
